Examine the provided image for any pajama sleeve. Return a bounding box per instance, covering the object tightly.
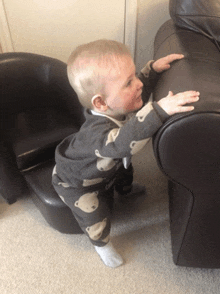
[139,60,161,104]
[92,102,169,159]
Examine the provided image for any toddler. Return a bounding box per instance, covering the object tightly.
[52,40,199,268]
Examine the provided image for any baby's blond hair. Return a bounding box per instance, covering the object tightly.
[67,39,131,109]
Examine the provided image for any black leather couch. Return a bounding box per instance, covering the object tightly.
[153,0,220,268]
[0,52,84,233]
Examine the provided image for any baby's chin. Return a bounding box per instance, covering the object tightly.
[129,104,144,115]
[135,97,144,111]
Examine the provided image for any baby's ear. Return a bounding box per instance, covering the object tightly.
[92,95,108,112]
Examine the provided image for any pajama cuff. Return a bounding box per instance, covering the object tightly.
[152,101,170,122]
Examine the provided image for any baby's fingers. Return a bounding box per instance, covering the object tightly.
[165,54,184,63]
[178,91,200,105]
[177,105,195,113]
[158,90,200,116]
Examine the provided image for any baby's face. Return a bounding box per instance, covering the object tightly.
[104,55,143,119]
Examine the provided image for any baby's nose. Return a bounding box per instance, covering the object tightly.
[137,79,143,90]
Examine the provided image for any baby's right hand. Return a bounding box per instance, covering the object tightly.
[157,91,200,116]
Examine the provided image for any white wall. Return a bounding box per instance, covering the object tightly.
[1,0,125,62]
[135,0,170,72]
[0,0,171,68]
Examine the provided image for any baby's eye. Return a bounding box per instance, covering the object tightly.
[126,79,132,87]
[125,73,138,87]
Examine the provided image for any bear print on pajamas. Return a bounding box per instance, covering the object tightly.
[83,178,104,187]
[130,138,150,155]
[59,195,67,204]
[86,218,107,240]
[52,165,57,175]
[136,103,152,122]
[53,165,70,188]
[105,128,120,145]
[58,182,70,188]
[74,191,99,213]
[95,149,116,171]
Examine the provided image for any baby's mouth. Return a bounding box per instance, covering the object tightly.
[136,93,142,101]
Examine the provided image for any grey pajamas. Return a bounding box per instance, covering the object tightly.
[52,65,170,246]
[53,163,133,246]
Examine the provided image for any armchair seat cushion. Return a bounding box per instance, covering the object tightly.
[23,159,83,234]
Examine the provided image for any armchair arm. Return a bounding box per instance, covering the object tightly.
[0,141,28,204]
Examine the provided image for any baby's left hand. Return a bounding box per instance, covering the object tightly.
[152,54,184,73]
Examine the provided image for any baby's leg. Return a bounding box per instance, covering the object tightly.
[114,163,134,195]
[52,178,123,268]
[89,188,123,267]
[114,164,146,200]
[94,241,123,268]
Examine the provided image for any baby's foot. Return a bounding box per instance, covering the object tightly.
[94,242,123,268]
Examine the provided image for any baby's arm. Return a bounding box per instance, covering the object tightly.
[157,90,200,116]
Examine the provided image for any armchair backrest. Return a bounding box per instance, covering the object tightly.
[0,52,85,131]
[169,0,220,46]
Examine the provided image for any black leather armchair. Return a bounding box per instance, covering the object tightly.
[0,52,84,233]
[153,0,220,268]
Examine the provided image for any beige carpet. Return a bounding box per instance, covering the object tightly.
[0,141,220,294]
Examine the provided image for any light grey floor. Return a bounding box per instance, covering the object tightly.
[0,140,219,294]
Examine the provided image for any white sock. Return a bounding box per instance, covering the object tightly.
[94,241,123,268]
